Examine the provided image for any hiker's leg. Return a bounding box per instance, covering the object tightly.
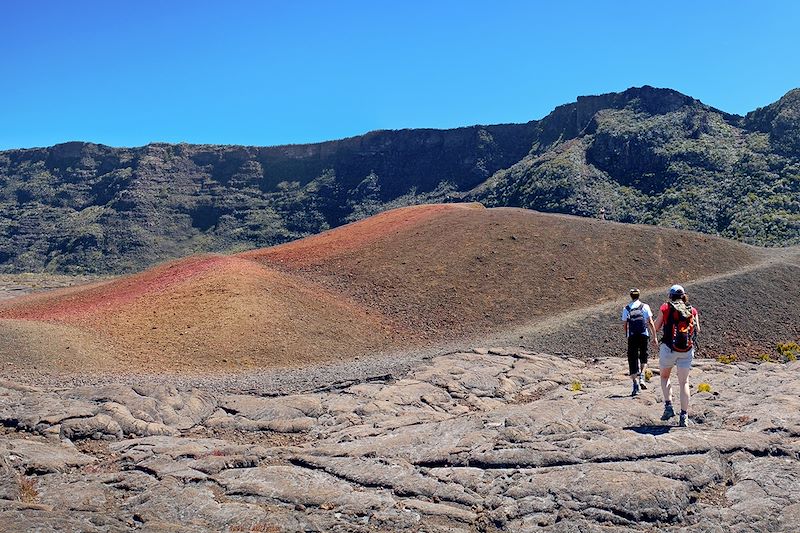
[627,336,639,381]
[677,366,691,413]
[659,344,674,403]
[676,349,694,413]
[639,335,650,389]
[639,336,649,376]
[660,366,672,403]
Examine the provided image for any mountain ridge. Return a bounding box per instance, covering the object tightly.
[1,85,798,274]
[0,85,748,153]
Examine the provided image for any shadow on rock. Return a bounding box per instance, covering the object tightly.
[624,425,672,435]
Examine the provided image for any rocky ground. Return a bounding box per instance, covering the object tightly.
[2,347,799,532]
[0,274,104,303]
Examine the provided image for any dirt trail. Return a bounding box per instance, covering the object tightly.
[508,246,798,336]
[485,246,800,359]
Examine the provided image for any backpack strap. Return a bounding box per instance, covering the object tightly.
[626,302,641,313]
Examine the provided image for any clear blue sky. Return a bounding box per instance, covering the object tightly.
[1,1,798,150]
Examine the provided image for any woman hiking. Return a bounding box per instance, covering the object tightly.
[653,285,701,427]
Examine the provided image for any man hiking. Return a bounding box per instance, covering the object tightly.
[654,284,701,427]
[621,288,658,396]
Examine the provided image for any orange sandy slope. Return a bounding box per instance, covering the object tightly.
[0,203,775,374]
[0,255,400,372]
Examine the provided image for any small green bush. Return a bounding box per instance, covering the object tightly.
[717,354,737,365]
[697,382,712,393]
[569,380,583,392]
[777,341,800,362]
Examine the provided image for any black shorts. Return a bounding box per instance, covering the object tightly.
[627,334,649,376]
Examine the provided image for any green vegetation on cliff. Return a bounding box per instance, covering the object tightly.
[476,89,800,246]
[1,86,798,274]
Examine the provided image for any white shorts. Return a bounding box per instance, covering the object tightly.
[659,343,694,370]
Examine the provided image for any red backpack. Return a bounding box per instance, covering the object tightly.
[664,300,695,352]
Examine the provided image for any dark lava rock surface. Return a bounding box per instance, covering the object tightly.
[1,348,799,532]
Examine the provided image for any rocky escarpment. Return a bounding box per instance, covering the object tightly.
[474,87,800,247]
[745,88,800,155]
[0,122,536,273]
[2,348,798,531]
[1,86,799,274]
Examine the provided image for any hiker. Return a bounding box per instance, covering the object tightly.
[621,288,658,396]
[654,284,701,427]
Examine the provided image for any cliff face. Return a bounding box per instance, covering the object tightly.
[1,86,798,274]
[0,123,537,273]
[474,87,799,245]
[744,88,800,155]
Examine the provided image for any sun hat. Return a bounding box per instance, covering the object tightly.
[668,284,685,298]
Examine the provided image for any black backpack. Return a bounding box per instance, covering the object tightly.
[664,300,695,352]
[626,303,647,336]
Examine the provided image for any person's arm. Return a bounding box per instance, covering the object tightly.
[648,316,659,345]
[653,304,664,332]
[621,307,628,336]
[693,309,701,334]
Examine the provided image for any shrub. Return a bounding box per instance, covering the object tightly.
[644,369,654,381]
[777,341,800,362]
[717,354,737,364]
[759,353,772,362]
[16,475,38,503]
[697,382,712,393]
[231,522,281,533]
[569,380,583,392]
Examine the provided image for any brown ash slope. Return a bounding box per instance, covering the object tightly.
[1,86,798,275]
[1,204,795,376]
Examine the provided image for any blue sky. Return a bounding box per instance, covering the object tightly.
[1,1,798,150]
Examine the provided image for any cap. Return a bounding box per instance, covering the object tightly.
[669,284,685,298]
[629,288,640,296]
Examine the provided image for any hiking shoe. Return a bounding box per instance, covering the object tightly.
[638,378,647,390]
[661,403,675,420]
[631,382,640,397]
[679,412,690,427]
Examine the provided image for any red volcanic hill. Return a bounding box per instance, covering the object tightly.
[1,203,795,375]
[0,255,399,373]
[240,204,770,338]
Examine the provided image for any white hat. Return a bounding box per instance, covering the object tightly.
[669,284,685,297]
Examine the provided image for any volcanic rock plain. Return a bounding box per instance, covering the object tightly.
[1,204,799,532]
[2,348,800,532]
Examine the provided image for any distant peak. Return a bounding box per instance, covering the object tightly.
[778,87,800,101]
[535,86,704,148]
[620,85,691,98]
[578,85,700,115]
[744,87,800,153]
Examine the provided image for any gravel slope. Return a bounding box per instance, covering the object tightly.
[0,205,796,381]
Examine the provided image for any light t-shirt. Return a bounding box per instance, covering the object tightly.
[621,300,652,337]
